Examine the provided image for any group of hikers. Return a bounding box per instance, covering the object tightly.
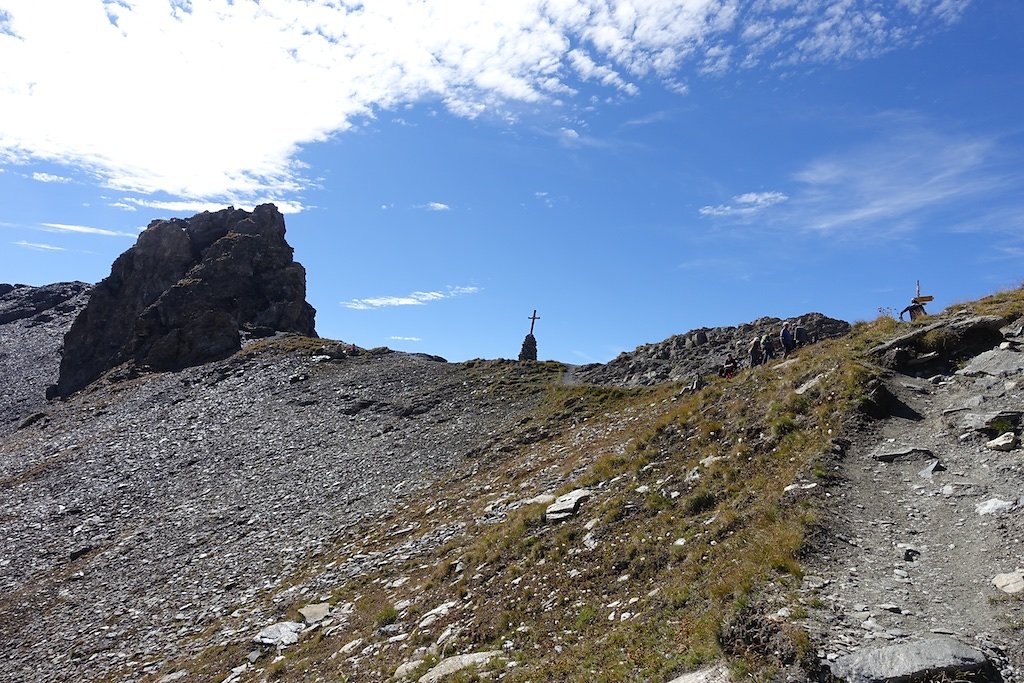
[718,321,810,378]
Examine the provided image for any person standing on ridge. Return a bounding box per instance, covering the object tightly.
[780,322,795,358]
[760,334,775,362]
[748,336,763,368]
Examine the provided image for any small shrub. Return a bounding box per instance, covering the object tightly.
[686,490,716,515]
[377,604,398,627]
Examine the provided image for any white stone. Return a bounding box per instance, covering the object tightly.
[992,570,1024,594]
[666,662,732,683]
[986,432,1020,452]
[394,659,425,680]
[417,651,503,683]
[253,621,303,647]
[339,638,363,654]
[545,489,593,522]
[298,602,331,624]
[975,498,1015,515]
[521,493,556,506]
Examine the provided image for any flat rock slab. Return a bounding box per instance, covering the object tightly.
[666,662,731,683]
[545,489,593,522]
[958,410,1022,433]
[418,650,503,682]
[992,570,1024,594]
[298,602,331,624]
[871,447,933,463]
[986,432,1020,451]
[829,637,990,683]
[253,621,303,647]
[957,348,1024,378]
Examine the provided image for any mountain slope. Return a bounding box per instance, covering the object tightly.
[1,285,1022,683]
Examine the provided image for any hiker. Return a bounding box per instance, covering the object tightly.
[719,354,738,378]
[760,334,775,362]
[899,301,926,321]
[780,322,795,357]
[794,323,809,347]
[748,336,763,368]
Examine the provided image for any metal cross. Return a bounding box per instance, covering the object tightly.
[528,309,540,335]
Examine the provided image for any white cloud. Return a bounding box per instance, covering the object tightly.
[117,197,306,215]
[342,285,480,310]
[389,336,422,342]
[700,191,789,217]
[424,202,451,212]
[39,222,137,238]
[13,240,65,251]
[788,128,1012,235]
[0,0,969,206]
[31,171,71,183]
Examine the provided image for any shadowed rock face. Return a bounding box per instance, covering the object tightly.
[54,204,316,396]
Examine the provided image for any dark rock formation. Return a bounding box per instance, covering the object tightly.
[576,312,850,387]
[0,282,91,435]
[0,281,89,325]
[54,204,315,397]
[519,333,538,361]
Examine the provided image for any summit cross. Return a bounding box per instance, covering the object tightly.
[528,310,540,335]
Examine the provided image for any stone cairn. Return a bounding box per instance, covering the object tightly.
[518,310,539,361]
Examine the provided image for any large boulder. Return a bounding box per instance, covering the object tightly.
[54,204,315,396]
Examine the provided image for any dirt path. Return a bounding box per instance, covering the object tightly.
[801,355,1024,680]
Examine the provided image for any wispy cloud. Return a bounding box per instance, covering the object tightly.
[698,122,1022,241]
[342,286,480,310]
[0,1,969,205]
[420,202,451,212]
[699,191,789,217]
[787,127,1015,235]
[115,197,306,215]
[389,336,422,342]
[40,222,137,238]
[31,172,71,183]
[13,240,65,251]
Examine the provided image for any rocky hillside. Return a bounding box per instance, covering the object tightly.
[1,213,1022,683]
[0,281,90,437]
[576,312,850,386]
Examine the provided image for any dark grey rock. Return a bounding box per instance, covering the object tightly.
[871,447,934,463]
[829,637,991,683]
[55,204,316,397]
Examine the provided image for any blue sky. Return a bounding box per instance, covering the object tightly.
[1,0,1022,363]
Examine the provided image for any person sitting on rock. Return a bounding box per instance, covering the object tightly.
[719,354,738,378]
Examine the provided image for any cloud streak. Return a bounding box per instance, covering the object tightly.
[40,222,137,238]
[342,286,480,310]
[698,123,1023,241]
[13,240,65,251]
[700,191,789,217]
[0,1,970,205]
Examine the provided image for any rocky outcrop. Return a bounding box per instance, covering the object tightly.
[54,204,315,396]
[577,312,850,386]
[0,281,89,325]
[0,282,90,435]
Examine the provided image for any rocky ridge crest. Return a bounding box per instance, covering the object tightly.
[576,311,850,386]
